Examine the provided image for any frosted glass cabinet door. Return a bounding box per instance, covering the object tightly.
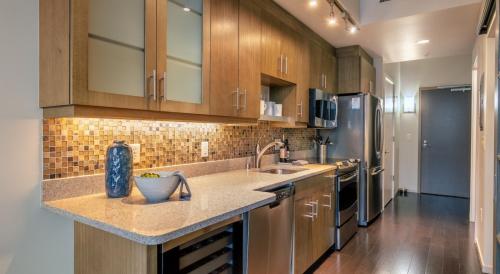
[76,0,158,111]
[156,0,209,114]
[87,0,150,100]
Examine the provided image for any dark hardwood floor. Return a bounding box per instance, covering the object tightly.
[314,193,483,274]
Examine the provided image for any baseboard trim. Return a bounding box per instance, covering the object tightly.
[475,240,493,273]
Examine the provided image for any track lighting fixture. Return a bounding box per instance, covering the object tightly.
[327,1,337,26]
[308,0,318,8]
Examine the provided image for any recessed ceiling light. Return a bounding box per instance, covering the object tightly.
[308,0,318,8]
[417,39,430,44]
[183,7,191,12]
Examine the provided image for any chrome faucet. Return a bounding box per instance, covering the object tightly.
[255,138,284,169]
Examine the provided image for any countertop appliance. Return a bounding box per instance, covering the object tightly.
[321,93,384,226]
[247,184,294,274]
[309,88,338,128]
[334,159,359,250]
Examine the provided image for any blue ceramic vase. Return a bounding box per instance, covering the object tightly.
[105,140,133,198]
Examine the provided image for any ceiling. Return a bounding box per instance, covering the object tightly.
[274,0,481,63]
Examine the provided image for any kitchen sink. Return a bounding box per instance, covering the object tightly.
[258,167,307,175]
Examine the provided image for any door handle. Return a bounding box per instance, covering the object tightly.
[422,140,430,148]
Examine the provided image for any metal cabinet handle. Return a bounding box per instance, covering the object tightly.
[240,88,247,111]
[304,202,315,220]
[297,101,303,118]
[312,200,319,218]
[285,55,288,75]
[232,88,240,110]
[279,55,283,74]
[148,69,157,101]
[322,194,332,209]
[159,71,166,102]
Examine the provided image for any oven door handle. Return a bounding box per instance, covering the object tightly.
[340,173,357,183]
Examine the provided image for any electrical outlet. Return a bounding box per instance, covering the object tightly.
[201,141,209,158]
[130,144,141,164]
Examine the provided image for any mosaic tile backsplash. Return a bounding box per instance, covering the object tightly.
[43,118,316,179]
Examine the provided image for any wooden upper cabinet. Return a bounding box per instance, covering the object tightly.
[40,0,211,114]
[337,45,376,94]
[157,0,210,115]
[76,0,157,110]
[261,11,282,79]
[237,0,262,119]
[295,36,310,123]
[309,40,336,93]
[209,0,261,118]
[261,11,298,83]
[209,0,239,117]
[322,53,336,93]
[309,41,323,90]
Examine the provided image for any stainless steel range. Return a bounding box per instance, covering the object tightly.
[333,159,359,250]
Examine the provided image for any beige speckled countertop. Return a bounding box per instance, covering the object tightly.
[43,164,335,245]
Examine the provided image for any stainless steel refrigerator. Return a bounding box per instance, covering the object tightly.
[320,93,383,226]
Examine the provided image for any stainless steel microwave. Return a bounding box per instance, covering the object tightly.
[308,88,338,128]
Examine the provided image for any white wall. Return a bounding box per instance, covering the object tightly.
[387,55,472,193]
[0,1,73,273]
[471,33,495,273]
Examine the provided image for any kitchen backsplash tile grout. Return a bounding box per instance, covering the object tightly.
[43,118,316,179]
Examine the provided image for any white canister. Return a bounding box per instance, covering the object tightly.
[264,101,275,116]
[260,100,265,116]
[274,104,283,117]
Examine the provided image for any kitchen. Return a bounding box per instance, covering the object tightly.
[0,0,494,274]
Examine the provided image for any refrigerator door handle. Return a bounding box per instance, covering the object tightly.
[370,167,384,176]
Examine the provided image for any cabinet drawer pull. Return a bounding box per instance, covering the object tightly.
[322,194,332,209]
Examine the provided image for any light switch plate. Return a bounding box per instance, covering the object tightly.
[201,141,209,157]
[130,144,141,164]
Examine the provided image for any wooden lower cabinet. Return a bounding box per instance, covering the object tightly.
[293,171,336,274]
[75,217,243,274]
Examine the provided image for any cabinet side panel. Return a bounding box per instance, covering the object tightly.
[39,0,70,107]
[75,222,155,274]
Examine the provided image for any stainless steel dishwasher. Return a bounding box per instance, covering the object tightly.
[247,184,294,274]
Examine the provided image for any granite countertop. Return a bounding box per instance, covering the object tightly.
[43,164,335,245]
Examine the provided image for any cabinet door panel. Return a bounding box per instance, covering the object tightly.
[209,0,239,117]
[296,37,310,123]
[157,0,210,114]
[294,196,314,274]
[280,26,298,83]
[309,41,322,90]
[337,56,361,94]
[72,0,156,110]
[322,53,335,93]
[314,184,335,258]
[261,12,282,78]
[238,0,261,118]
[360,58,372,93]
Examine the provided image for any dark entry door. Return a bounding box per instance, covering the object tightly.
[420,87,471,198]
